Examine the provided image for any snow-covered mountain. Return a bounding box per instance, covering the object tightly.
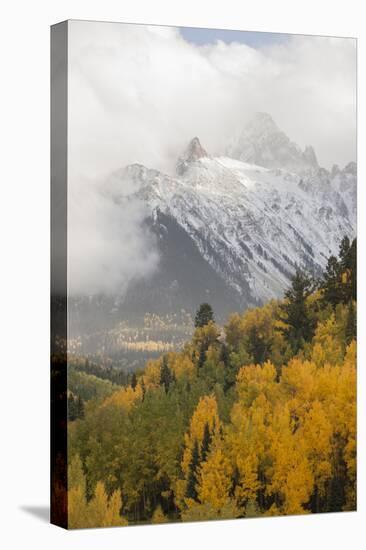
[70,113,356,329]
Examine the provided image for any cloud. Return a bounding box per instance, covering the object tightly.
[67,21,356,295]
[67,172,159,296]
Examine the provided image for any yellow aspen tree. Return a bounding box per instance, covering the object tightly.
[68,485,88,529]
[101,487,126,527]
[87,482,127,528]
[268,405,314,515]
[68,454,86,493]
[236,361,278,406]
[101,384,142,411]
[176,395,221,510]
[141,358,161,390]
[226,392,273,511]
[280,358,317,423]
[168,353,196,381]
[336,341,356,509]
[151,504,168,524]
[181,395,221,476]
[299,401,333,503]
[197,444,233,512]
[68,454,88,529]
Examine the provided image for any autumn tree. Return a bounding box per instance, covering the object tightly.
[197,444,233,513]
[67,454,127,528]
[151,504,168,524]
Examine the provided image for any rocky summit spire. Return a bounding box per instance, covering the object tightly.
[303,145,318,168]
[176,137,208,176]
[226,112,319,174]
[244,112,279,137]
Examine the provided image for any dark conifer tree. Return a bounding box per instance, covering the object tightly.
[201,422,212,463]
[321,255,341,308]
[131,372,137,390]
[185,439,200,500]
[197,346,206,370]
[345,301,356,344]
[339,237,356,303]
[76,395,85,419]
[194,303,215,328]
[321,236,357,307]
[220,342,230,367]
[160,356,172,394]
[279,270,315,352]
[68,394,76,421]
[339,236,351,270]
[140,378,146,401]
[349,238,357,301]
[247,324,271,364]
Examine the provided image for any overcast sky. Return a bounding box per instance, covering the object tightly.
[67,20,356,295]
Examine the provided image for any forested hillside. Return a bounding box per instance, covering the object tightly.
[67,236,356,528]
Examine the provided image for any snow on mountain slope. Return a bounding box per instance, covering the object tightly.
[113,129,356,311]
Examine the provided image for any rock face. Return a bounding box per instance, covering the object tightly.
[176,137,209,175]
[226,112,319,173]
[70,113,356,328]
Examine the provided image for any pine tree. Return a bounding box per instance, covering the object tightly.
[339,236,351,271]
[68,394,76,421]
[201,422,212,463]
[321,255,341,308]
[279,270,315,352]
[339,237,356,303]
[246,324,271,364]
[186,439,200,500]
[140,378,146,401]
[76,395,85,419]
[220,343,230,367]
[345,301,356,344]
[197,346,206,369]
[321,236,357,307]
[160,356,172,393]
[131,372,137,390]
[349,238,357,301]
[195,303,215,328]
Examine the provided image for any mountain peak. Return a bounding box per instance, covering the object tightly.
[245,112,279,136]
[176,137,208,176]
[227,112,318,173]
[187,137,208,159]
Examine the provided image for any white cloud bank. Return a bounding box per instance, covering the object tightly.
[67,21,356,295]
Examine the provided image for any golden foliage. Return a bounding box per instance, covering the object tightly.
[168,353,196,381]
[197,444,233,511]
[151,504,168,524]
[67,455,127,529]
[181,395,220,476]
[101,384,142,411]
